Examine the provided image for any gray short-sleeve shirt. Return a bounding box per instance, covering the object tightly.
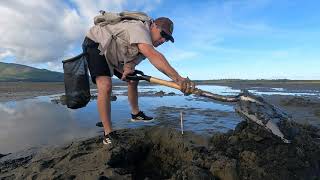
[86,20,153,74]
[126,21,153,45]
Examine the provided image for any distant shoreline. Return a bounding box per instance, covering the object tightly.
[0,80,319,102]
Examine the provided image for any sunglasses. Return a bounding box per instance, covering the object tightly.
[160,30,171,42]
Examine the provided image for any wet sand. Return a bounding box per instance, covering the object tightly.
[263,95,320,127]
[196,80,320,91]
[0,82,65,102]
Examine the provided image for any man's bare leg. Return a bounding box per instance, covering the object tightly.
[127,80,139,115]
[96,76,113,135]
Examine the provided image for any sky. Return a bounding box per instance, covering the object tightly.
[0,0,319,80]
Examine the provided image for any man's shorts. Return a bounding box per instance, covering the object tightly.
[82,37,122,84]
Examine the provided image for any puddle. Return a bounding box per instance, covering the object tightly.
[0,100,98,154]
[1,85,319,154]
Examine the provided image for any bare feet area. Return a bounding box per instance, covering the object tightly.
[1,81,320,179]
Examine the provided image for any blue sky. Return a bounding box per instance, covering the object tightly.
[0,0,319,80]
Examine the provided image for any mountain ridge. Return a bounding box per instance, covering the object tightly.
[0,62,64,82]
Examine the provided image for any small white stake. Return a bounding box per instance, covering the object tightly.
[180,111,184,135]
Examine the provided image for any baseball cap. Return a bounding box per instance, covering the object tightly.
[154,17,174,43]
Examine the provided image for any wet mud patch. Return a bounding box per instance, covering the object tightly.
[153,106,231,117]
[280,96,320,120]
[113,89,178,97]
[280,96,320,107]
[151,106,240,134]
[263,95,320,127]
[2,120,319,179]
[314,109,320,118]
[51,94,117,105]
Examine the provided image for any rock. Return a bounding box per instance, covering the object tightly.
[59,95,67,105]
[210,156,239,180]
[154,90,165,96]
[239,151,257,167]
[96,122,103,127]
[91,95,117,101]
[253,136,264,142]
[110,95,117,101]
[246,132,264,142]
[0,154,9,159]
[228,136,239,144]
[175,166,215,180]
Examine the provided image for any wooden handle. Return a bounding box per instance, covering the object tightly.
[149,77,181,90]
[148,76,239,102]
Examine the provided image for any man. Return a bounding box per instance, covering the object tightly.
[83,16,195,146]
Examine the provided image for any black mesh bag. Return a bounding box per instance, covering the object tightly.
[62,53,91,109]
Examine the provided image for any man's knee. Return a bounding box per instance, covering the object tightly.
[96,76,112,95]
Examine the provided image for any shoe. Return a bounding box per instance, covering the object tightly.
[103,131,117,146]
[96,122,103,127]
[131,111,154,122]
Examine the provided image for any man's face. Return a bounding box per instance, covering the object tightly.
[151,24,168,47]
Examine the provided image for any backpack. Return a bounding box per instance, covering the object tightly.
[94,10,152,26]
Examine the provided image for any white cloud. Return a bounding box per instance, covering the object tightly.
[0,0,85,63]
[0,49,13,59]
[46,61,64,72]
[158,45,198,62]
[0,0,161,66]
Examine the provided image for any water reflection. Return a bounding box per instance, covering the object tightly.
[0,101,98,154]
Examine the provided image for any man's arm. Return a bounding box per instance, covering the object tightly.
[137,43,183,83]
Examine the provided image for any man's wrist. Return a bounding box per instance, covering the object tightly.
[173,76,184,83]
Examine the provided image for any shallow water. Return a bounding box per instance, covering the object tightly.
[1,85,319,154]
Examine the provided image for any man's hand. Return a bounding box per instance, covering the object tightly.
[121,63,135,81]
[177,77,196,95]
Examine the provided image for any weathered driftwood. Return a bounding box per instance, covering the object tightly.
[235,90,290,143]
[193,88,290,143]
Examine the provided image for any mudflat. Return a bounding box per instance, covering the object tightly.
[196,80,320,91]
[0,82,65,102]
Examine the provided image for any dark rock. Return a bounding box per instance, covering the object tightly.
[168,92,176,96]
[96,122,103,127]
[210,156,239,180]
[98,176,109,180]
[0,153,10,159]
[154,90,166,96]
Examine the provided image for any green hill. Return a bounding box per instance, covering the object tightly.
[0,62,64,82]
